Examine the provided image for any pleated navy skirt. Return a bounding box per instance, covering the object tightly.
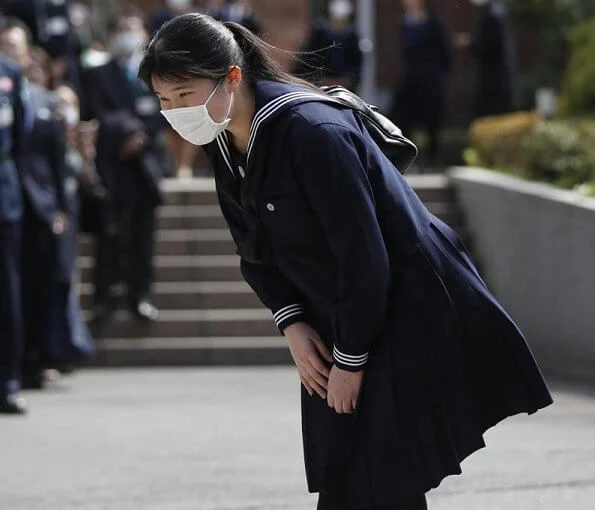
[302,215,553,508]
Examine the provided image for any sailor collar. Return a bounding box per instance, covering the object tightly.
[215,80,328,177]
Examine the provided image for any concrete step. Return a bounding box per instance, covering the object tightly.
[157,205,227,230]
[89,309,278,339]
[79,281,260,310]
[77,255,243,283]
[159,176,454,206]
[78,229,236,257]
[89,336,291,367]
[156,202,462,231]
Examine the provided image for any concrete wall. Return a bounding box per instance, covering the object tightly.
[449,167,595,383]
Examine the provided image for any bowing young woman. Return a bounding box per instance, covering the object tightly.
[138,13,552,510]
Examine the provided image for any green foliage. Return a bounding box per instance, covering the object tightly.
[506,0,595,47]
[520,120,595,188]
[505,0,595,104]
[466,112,595,190]
[561,19,595,115]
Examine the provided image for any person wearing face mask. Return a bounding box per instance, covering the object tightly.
[139,13,552,509]
[294,0,362,90]
[82,11,169,323]
[0,18,30,414]
[151,0,196,36]
[456,0,515,118]
[0,0,78,88]
[45,83,95,372]
[0,18,72,389]
[216,0,261,35]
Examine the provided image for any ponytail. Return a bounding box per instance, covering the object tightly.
[139,13,316,91]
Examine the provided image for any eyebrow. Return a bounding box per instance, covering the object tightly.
[154,84,193,95]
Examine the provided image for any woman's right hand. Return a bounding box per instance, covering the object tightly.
[284,322,333,399]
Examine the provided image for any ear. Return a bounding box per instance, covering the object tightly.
[227,65,242,94]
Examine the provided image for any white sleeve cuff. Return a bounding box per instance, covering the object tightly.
[333,345,369,369]
[273,304,305,329]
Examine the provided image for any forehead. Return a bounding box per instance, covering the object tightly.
[152,76,214,96]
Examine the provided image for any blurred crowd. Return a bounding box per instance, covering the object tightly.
[0,0,513,414]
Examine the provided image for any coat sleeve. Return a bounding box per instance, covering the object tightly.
[215,185,307,333]
[291,122,390,371]
[51,118,68,214]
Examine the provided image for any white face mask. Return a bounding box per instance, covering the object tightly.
[111,31,144,58]
[329,0,353,19]
[62,106,80,127]
[160,80,233,146]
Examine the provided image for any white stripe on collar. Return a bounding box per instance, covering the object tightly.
[215,132,235,179]
[246,91,327,161]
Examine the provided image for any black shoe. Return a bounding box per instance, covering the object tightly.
[0,394,27,415]
[22,372,44,390]
[133,300,159,322]
[91,302,116,324]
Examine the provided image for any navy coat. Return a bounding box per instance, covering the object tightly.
[0,56,28,223]
[21,84,67,228]
[82,59,173,178]
[470,1,515,117]
[390,15,451,128]
[203,80,553,506]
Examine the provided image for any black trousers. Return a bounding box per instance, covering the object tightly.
[0,219,23,396]
[94,200,155,308]
[21,204,56,381]
[317,492,427,510]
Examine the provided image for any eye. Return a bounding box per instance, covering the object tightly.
[179,91,194,98]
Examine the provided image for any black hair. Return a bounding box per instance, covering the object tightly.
[0,17,34,44]
[138,13,315,91]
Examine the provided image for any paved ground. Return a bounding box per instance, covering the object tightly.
[0,368,594,510]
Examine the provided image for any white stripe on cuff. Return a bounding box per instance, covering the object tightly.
[273,304,304,327]
[333,346,369,367]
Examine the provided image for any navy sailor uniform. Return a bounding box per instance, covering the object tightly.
[202,80,553,507]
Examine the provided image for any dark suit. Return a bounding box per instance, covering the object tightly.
[470,1,515,118]
[0,57,28,397]
[19,84,68,381]
[82,59,170,312]
[390,14,451,164]
[295,19,362,90]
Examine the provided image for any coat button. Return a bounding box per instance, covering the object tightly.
[266,203,275,212]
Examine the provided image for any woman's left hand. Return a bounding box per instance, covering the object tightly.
[327,366,364,414]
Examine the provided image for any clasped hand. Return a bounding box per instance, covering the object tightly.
[285,322,364,415]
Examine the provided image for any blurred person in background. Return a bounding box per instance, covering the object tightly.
[456,0,515,118]
[82,10,169,323]
[151,0,197,35]
[0,25,29,414]
[0,0,78,88]
[295,0,362,91]
[216,0,260,35]
[50,83,95,371]
[0,19,71,389]
[389,0,451,168]
[204,0,225,17]
[28,46,53,88]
